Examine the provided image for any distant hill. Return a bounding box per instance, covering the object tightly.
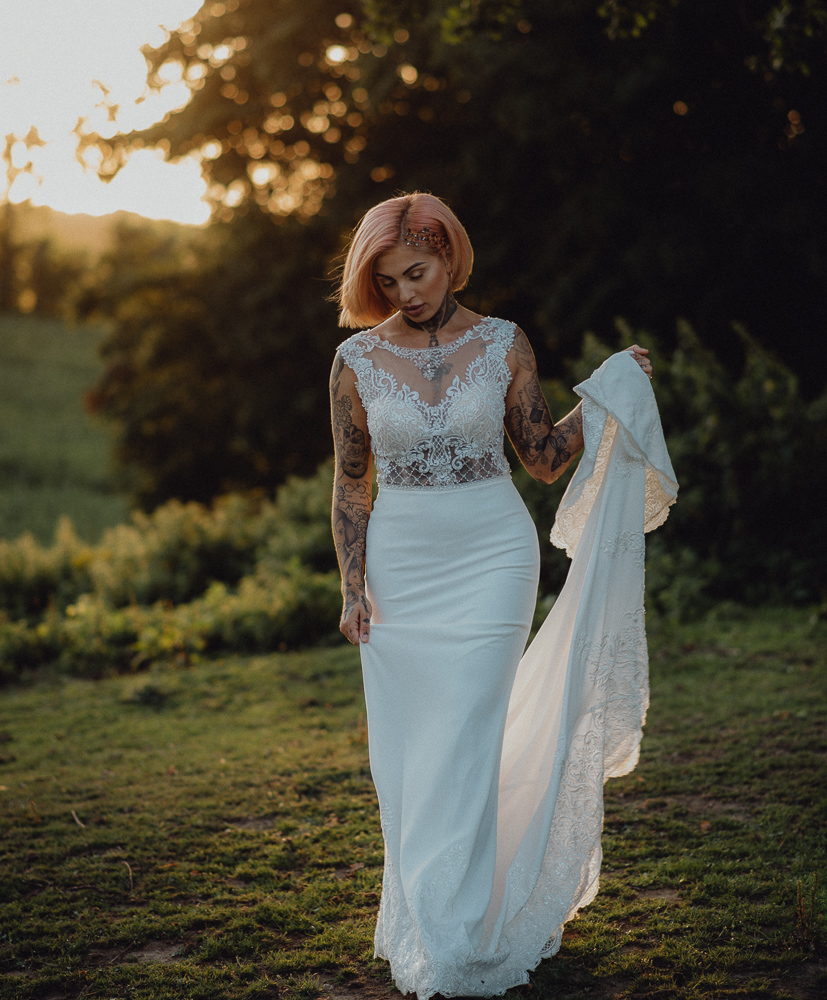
[10,202,201,259]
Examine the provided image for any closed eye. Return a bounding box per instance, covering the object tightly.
[379,271,422,287]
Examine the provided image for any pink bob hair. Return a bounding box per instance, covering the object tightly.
[336,192,474,328]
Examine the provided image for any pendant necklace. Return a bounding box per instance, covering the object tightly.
[402,292,458,380]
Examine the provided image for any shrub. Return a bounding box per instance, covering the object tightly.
[255,458,337,576]
[0,562,341,682]
[540,320,827,617]
[0,460,337,623]
[0,460,341,683]
[88,493,275,608]
[0,518,93,620]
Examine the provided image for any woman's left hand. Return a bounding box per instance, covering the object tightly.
[626,344,653,379]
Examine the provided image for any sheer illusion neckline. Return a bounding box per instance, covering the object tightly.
[339,316,517,489]
[365,315,496,354]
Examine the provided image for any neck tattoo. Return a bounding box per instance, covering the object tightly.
[402,290,458,340]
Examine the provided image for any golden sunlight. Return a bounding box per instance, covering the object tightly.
[0,0,210,224]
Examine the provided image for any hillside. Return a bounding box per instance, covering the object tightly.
[0,311,129,542]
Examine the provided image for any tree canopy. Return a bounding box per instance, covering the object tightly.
[82,0,827,505]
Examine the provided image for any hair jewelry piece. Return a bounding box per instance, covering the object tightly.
[404,226,449,253]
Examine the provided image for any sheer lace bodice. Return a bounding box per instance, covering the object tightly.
[338,316,516,490]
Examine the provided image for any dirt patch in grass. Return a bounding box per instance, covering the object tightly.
[320,973,400,1000]
[781,961,827,1000]
[87,940,189,966]
[127,940,188,964]
[638,888,683,903]
[228,817,276,831]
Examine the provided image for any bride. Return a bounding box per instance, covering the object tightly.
[329,192,669,998]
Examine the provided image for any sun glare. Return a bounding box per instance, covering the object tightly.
[0,0,209,224]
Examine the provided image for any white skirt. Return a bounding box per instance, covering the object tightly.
[362,476,542,998]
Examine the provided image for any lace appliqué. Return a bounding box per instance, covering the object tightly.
[383,334,477,381]
[338,318,516,490]
[493,611,649,981]
[375,832,480,999]
[600,530,645,567]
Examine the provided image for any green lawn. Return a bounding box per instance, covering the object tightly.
[0,311,129,543]
[0,608,825,1000]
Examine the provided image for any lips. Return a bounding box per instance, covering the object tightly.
[403,304,425,317]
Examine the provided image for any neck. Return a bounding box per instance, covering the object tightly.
[402,290,458,335]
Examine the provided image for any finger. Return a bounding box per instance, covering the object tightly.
[360,600,372,644]
[627,348,653,376]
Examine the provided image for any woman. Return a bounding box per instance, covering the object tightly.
[329,192,657,998]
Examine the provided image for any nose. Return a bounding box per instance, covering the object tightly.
[399,280,416,303]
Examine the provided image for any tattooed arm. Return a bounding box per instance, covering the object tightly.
[330,352,373,644]
[504,328,584,485]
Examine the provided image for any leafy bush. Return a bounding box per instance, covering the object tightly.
[88,494,276,608]
[0,564,341,683]
[0,518,93,620]
[535,320,827,617]
[0,460,336,622]
[0,461,340,683]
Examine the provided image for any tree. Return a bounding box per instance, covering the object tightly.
[102,0,827,380]
[86,0,827,505]
[78,215,341,507]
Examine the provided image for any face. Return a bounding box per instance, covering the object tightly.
[374,245,450,324]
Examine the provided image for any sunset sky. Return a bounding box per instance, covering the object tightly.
[0,0,211,224]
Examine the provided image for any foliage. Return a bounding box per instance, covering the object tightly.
[128,0,827,369]
[78,215,342,508]
[542,320,827,615]
[363,0,525,43]
[75,0,827,506]
[0,609,825,998]
[0,312,129,544]
[0,566,341,685]
[0,519,93,623]
[596,0,827,78]
[0,461,340,685]
[383,0,827,73]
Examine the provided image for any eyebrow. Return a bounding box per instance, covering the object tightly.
[375,261,426,279]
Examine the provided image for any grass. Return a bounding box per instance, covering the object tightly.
[0,607,825,999]
[0,311,129,543]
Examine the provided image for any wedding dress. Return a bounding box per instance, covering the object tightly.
[337,318,677,999]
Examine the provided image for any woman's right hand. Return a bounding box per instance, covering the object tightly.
[341,592,372,645]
